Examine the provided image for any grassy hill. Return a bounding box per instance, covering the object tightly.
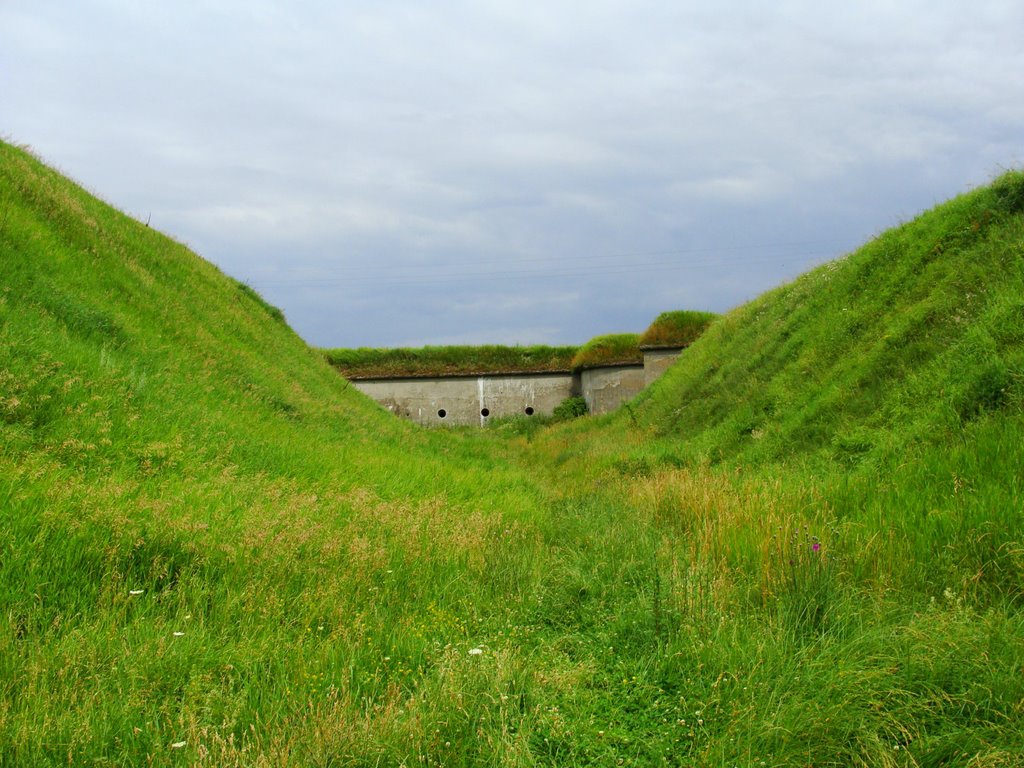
[526,173,1024,761]
[3,139,1023,766]
[0,141,552,764]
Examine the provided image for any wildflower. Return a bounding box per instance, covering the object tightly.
[173,631,185,637]
[812,542,821,552]
[468,648,483,656]
[170,741,186,749]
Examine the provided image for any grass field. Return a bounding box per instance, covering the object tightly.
[2,139,1023,766]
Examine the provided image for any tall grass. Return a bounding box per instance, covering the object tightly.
[2,140,1023,765]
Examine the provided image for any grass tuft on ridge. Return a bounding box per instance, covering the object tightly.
[571,333,643,369]
[638,309,718,348]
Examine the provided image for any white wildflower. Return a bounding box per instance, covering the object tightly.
[468,647,483,656]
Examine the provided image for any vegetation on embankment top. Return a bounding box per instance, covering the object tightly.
[324,311,716,379]
[323,344,578,378]
[638,309,718,348]
[570,332,643,370]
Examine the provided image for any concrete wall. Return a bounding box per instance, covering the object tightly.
[579,364,646,415]
[350,349,687,426]
[352,372,575,427]
[642,348,682,386]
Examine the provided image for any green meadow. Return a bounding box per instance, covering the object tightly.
[2,139,1023,766]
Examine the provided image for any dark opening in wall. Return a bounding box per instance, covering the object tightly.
[437,409,447,418]
[480,408,490,417]
[524,406,535,416]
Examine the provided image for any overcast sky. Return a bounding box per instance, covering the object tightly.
[3,1,1022,347]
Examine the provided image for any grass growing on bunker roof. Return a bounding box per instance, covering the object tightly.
[570,333,643,370]
[322,344,578,378]
[638,309,718,348]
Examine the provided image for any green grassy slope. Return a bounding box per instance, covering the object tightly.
[0,141,553,764]
[635,172,1024,467]
[4,140,1024,766]
[524,171,1024,764]
[553,170,1024,605]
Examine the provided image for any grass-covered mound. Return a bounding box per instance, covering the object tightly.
[526,170,1024,762]
[324,344,577,378]
[0,141,551,764]
[638,309,718,348]
[3,139,1023,766]
[631,170,1024,468]
[571,332,643,370]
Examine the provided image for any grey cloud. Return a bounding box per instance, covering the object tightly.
[3,1,1022,347]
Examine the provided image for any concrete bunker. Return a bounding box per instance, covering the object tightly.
[345,349,688,427]
[326,309,717,427]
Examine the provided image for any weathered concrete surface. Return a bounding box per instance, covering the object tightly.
[350,351,686,426]
[579,364,646,415]
[642,347,683,386]
[352,372,575,426]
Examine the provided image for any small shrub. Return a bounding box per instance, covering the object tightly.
[552,396,588,421]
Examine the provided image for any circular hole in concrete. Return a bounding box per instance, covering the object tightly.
[524,406,535,416]
[480,408,490,417]
[437,409,447,418]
